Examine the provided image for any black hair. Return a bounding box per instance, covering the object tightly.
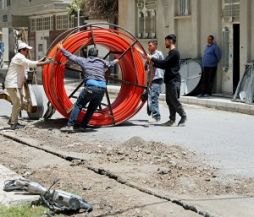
[208,35,215,40]
[18,48,28,53]
[165,34,177,44]
[88,47,98,57]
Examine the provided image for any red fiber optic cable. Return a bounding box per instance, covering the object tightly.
[42,25,147,126]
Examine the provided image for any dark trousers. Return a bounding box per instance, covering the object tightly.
[201,67,217,95]
[68,86,105,128]
[165,81,186,122]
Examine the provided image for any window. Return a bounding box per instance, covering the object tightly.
[29,16,53,32]
[176,0,191,16]
[136,0,156,39]
[2,15,8,22]
[7,0,11,6]
[55,15,75,30]
[223,0,240,20]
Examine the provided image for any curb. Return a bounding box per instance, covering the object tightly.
[107,86,254,116]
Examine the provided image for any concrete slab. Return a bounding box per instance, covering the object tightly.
[182,195,254,217]
[0,164,39,205]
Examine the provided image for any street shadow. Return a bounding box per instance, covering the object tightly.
[95,200,170,217]
[31,118,98,133]
[0,115,9,121]
[115,120,149,128]
[152,123,179,128]
[0,127,12,131]
[32,118,68,129]
[86,119,149,129]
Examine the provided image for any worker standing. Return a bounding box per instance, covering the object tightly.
[147,34,187,127]
[146,40,164,123]
[57,43,119,133]
[4,42,52,130]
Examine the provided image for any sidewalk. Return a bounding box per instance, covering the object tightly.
[0,164,39,205]
[107,85,254,116]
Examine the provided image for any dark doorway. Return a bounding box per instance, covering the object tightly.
[233,24,240,93]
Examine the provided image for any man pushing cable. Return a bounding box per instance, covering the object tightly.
[57,43,119,133]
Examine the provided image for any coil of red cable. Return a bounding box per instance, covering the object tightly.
[42,24,147,126]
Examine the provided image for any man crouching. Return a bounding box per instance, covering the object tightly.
[57,43,119,133]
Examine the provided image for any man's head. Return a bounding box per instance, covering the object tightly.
[18,42,32,57]
[88,47,98,57]
[207,35,214,45]
[164,34,177,48]
[148,40,158,53]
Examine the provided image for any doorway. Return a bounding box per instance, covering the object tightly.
[233,24,240,93]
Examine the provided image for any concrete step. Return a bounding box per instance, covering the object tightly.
[0,164,39,205]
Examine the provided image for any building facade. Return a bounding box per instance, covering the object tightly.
[119,0,253,96]
[0,0,75,61]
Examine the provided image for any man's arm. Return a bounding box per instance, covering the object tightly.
[106,59,120,68]
[15,55,53,68]
[149,51,175,69]
[214,45,221,63]
[57,43,84,66]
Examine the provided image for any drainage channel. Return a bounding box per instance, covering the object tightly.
[0,132,216,217]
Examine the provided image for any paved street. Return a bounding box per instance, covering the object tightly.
[1,85,254,217]
[1,85,254,178]
[83,102,254,177]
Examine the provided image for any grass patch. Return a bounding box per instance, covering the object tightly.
[0,204,46,217]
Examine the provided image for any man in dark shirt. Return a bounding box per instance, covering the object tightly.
[147,34,187,126]
[57,43,119,132]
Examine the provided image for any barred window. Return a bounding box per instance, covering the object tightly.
[136,0,156,39]
[223,0,240,20]
[55,15,75,30]
[30,16,53,32]
[176,0,191,16]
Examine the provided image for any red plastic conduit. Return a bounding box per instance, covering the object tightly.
[42,25,147,126]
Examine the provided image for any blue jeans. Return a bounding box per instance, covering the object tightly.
[68,86,105,128]
[148,82,162,120]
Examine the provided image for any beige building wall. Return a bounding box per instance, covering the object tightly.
[0,0,70,27]
[118,0,253,95]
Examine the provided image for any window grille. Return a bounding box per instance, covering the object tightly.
[29,16,53,32]
[55,14,75,30]
[136,0,156,39]
[223,0,240,20]
[176,0,191,16]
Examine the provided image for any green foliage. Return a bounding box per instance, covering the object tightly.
[84,0,118,19]
[0,204,46,217]
[67,0,84,16]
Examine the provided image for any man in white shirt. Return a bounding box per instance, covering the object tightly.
[5,42,51,130]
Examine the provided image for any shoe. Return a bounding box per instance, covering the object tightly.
[60,125,75,133]
[148,116,160,124]
[10,123,25,130]
[203,94,210,97]
[161,120,175,127]
[197,94,204,97]
[178,116,187,127]
[76,126,87,132]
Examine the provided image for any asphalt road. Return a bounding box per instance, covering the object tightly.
[1,85,254,177]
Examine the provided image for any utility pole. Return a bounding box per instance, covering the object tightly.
[77,8,80,27]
